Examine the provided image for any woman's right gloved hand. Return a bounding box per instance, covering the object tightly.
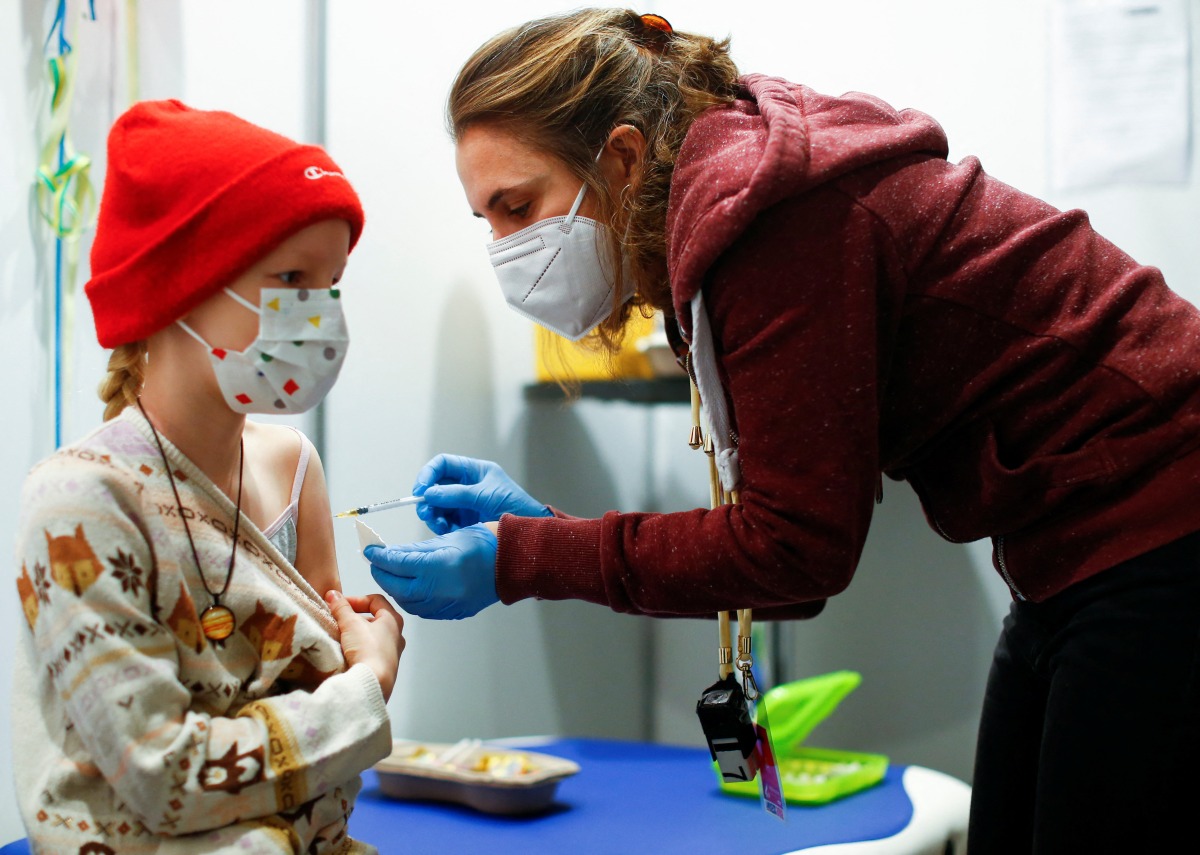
[365,524,499,620]
[413,454,551,535]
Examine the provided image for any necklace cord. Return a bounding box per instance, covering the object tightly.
[225,440,244,595]
[137,400,243,603]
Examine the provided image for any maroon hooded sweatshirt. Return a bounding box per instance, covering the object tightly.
[495,75,1200,617]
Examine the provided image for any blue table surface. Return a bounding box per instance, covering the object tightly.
[1,738,914,854]
[353,737,913,854]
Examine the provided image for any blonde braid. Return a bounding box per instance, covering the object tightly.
[98,341,148,421]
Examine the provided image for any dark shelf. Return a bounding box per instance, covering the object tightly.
[523,376,691,405]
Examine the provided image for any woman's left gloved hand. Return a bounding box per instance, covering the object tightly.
[364,523,498,620]
[413,454,551,535]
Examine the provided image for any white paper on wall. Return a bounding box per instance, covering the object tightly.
[1049,0,1191,189]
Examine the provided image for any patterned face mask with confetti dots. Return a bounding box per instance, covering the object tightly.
[176,287,349,414]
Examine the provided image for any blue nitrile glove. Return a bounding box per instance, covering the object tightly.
[412,454,552,535]
[365,523,499,620]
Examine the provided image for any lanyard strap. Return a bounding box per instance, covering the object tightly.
[717,608,754,682]
[691,374,757,696]
[690,292,741,491]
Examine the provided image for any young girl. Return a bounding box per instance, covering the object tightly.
[13,100,403,854]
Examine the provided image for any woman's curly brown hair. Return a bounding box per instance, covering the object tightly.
[447,8,739,353]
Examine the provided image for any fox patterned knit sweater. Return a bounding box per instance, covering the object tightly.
[12,406,392,854]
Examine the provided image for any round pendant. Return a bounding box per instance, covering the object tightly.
[200,604,236,641]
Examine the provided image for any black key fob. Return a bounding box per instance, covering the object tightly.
[696,674,759,782]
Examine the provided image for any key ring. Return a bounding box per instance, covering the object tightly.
[736,609,759,700]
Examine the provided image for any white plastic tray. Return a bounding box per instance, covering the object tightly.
[374,740,580,815]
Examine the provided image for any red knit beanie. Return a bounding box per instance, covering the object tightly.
[85,99,365,348]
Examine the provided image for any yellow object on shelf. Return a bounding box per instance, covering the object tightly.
[534,312,657,383]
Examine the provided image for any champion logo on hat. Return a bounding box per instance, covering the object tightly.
[305,166,345,180]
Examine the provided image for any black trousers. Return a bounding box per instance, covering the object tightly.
[967,531,1200,853]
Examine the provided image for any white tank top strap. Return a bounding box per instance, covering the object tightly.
[289,428,313,507]
[262,428,312,543]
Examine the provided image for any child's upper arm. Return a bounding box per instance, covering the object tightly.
[294,443,341,597]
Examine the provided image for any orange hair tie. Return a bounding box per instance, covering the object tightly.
[639,13,673,35]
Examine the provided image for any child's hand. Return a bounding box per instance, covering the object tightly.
[325,590,405,702]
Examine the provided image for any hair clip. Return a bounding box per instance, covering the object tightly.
[639,13,673,36]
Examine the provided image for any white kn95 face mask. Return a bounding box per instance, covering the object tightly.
[486,179,634,341]
[177,286,349,414]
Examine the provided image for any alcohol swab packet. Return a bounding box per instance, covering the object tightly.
[356,519,386,554]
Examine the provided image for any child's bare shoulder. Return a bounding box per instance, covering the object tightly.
[243,421,308,479]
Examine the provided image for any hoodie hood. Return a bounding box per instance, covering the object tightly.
[666,74,949,331]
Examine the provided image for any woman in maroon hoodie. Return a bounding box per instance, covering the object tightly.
[365,9,1200,850]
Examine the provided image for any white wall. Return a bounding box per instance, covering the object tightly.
[3,0,1199,845]
[1,0,183,844]
[0,2,52,844]
[0,0,296,845]
[321,0,664,744]
[323,0,1200,786]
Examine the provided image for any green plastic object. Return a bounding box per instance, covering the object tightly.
[717,670,889,805]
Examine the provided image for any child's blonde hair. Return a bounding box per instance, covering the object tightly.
[98,341,147,421]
